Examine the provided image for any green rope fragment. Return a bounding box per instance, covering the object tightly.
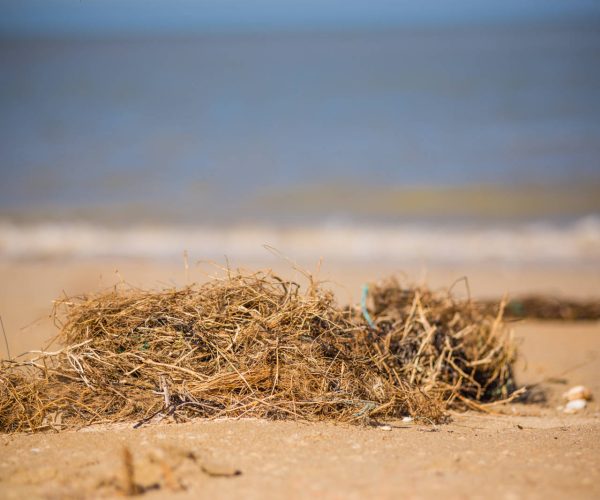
[361,284,375,328]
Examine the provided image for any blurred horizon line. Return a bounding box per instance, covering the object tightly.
[2,13,600,41]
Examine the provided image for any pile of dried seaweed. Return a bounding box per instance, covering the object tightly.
[364,278,517,407]
[0,271,518,433]
[482,296,600,321]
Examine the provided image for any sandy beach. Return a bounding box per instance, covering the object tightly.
[1,259,599,499]
[2,5,600,498]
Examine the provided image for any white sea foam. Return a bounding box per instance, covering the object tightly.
[1,217,599,263]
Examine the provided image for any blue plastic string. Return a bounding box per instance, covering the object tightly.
[361,284,375,328]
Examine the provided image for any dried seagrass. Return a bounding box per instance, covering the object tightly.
[0,271,517,433]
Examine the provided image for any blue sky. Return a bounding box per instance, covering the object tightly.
[2,0,600,37]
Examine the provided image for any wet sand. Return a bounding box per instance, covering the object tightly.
[0,259,599,498]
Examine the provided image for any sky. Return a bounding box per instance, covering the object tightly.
[1,0,600,37]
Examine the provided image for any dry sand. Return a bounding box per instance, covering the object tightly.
[0,259,599,499]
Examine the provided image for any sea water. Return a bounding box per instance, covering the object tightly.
[1,22,599,261]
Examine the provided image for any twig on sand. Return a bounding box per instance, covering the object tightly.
[0,315,10,360]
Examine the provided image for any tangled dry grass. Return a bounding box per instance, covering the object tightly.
[0,270,518,433]
[485,296,600,321]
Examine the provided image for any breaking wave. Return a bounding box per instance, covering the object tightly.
[1,217,599,263]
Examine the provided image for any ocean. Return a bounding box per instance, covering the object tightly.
[1,22,599,262]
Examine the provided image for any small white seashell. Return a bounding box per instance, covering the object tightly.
[563,385,592,402]
[564,398,587,413]
[402,416,414,423]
